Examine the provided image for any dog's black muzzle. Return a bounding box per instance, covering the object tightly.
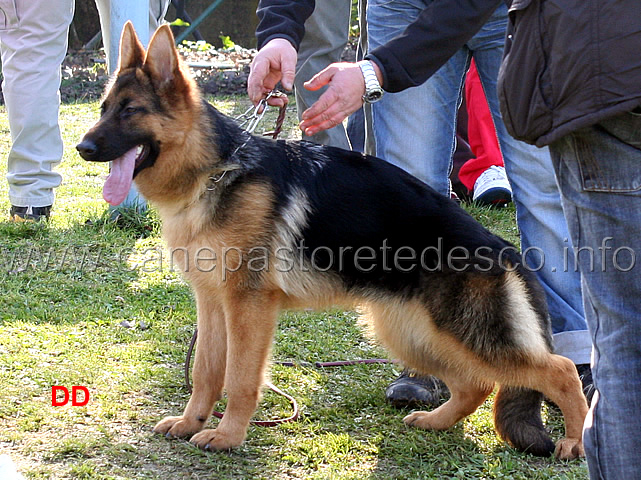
[76,139,99,162]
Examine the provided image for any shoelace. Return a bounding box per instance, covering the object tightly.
[475,166,509,191]
[478,166,505,182]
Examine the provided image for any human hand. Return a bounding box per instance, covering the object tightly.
[299,61,379,137]
[247,38,296,108]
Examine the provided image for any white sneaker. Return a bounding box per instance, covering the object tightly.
[472,165,512,207]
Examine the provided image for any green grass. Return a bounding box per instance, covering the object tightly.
[0,97,588,479]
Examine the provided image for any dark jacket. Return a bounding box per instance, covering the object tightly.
[498,0,641,146]
[256,0,641,147]
[256,0,314,54]
[256,0,500,93]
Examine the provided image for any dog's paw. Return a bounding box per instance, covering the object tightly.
[554,437,585,460]
[403,411,445,430]
[153,415,205,438]
[189,428,246,451]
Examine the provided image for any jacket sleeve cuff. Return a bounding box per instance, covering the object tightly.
[255,1,314,51]
[258,34,299,52]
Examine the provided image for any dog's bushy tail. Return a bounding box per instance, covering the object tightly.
[494,386,555,456]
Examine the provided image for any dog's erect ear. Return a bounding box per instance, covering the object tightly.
[144,24,181,88]
[118,21,145,72]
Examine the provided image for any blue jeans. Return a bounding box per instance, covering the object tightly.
[550,110,641,479]
[367,0,589,362]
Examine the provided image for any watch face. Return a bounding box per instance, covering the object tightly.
[364,89,383,103]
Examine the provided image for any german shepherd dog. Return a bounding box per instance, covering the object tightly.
[77,23,587,459]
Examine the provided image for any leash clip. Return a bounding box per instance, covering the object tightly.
[206,170,227,190]
[235,90,288,139]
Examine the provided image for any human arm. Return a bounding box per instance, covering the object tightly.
[367,0,502,92]
[299,60,382,137]
[299,0,502,136]
[248,0,315,107]
[255,0,315,52]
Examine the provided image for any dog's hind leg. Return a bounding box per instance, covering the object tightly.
[154,290,227,438]
[517,354,589,459]
[189,289,281,450]
[404,374,494,431]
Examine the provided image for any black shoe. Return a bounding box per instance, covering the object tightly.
[576,363,595,403]
[385,369,449,409]
[10,205,51,222]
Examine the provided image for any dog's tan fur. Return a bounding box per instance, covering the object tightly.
[79,23,588,459]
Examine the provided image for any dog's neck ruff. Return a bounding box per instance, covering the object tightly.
[206,168,235,191]
[228,130,252,163]
[204,129,252,191]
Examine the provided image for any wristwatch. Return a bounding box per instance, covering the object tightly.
[359,60,384,104]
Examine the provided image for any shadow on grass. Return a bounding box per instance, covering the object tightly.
[0,208,160,326]
[0,212,581,479]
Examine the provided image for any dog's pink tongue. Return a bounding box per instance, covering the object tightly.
[103,147,138,206]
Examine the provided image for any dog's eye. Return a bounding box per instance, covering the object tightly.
[120,105,142,119]
[123,106,138,115]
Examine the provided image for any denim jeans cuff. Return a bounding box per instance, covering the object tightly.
[553,330,592,365]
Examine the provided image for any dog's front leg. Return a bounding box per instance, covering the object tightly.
[154,289,227,438]
[189,289,281,450]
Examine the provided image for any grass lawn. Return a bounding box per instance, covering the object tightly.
[0,96,588,479]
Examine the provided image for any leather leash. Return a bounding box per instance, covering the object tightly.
[184,327,392,427]
[235,90,288,138]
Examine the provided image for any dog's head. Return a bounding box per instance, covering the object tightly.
[77,22,201,206]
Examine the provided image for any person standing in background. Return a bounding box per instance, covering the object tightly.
[1,0,75,221]
[0,0,171,222]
